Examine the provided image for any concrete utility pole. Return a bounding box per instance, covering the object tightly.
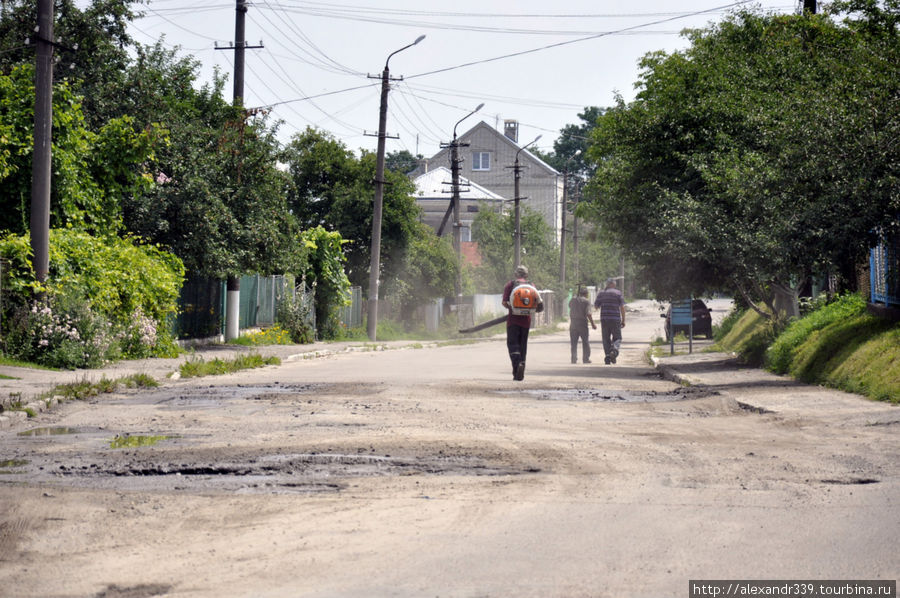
[366,35,425,341]
[559,150,581,287]
[30,0,53,285]
[217,0,263,341]
[509,135,541,269]
[572,181,580,284]
[444,103,483,303]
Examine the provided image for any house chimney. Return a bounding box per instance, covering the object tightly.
[504,120,519,143]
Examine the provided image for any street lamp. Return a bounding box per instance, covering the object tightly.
[367,34,425,341]
[450,103,484,303]
[559,149,581,287]
[513,134,541,268]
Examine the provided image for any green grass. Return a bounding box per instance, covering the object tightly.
[716,308,778,366]
[178,353,281,378]
[0,356,57,370]
[719,295,900,403]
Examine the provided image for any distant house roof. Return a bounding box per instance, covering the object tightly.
[412,166,506,201]
[411,121,560,178]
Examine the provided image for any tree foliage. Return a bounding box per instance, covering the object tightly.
[119,49,299,278]
[586,6,900,317]
[470,206,557,292]
[0,64,158,235]
[298,226,351,339]
[281,129,421,294]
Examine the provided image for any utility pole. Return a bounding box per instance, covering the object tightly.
[366,35,425,341]
[441,103,483,303]
[572,180,580,284]
[216,0,263,341]
[30,0,53,285]
[559,150,581,287]
[559,170,568,286]
[508,135,541,269]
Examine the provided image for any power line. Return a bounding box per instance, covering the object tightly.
[407,1,759,79]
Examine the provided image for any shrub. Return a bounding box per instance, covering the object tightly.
[275,292,315,344]
[4,296,117,369]
[0,230,184,363]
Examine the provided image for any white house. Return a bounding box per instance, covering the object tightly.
[411,166,505,242]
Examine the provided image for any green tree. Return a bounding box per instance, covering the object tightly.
[382,222,457,324]
[471,206,557,292]
[0,0,140,129]
[120,56,298,278]
[281,131,422,294]
[385,149,422,174]
[586,7,899,318]
[535,106,603,178]
[282,127,357,229]
[0,64,158,235]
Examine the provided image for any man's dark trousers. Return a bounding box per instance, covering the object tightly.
[507,323,530,376]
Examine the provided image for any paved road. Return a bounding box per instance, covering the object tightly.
[0,299,897,598]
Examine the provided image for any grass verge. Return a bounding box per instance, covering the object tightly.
[718,294,899,403]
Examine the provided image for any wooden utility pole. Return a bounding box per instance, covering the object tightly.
[365,35,424,341]
[30,0,53,284]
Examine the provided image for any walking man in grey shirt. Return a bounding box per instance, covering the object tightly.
[593,278,626,365]
[568,287,596,364]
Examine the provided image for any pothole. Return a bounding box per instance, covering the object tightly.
[821,477,880,485]
[45,452,538,494]
[503,386,717,403]
[138,384,338,410]
[737,401,775,414]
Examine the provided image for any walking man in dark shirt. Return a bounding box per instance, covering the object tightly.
[593,277,626,364]
[568,287,596,364]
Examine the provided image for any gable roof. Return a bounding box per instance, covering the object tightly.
[412,166,505,201]
[410,120,561,176]
[417,121,560,177]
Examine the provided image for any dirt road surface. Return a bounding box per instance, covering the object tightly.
[1,300,897,598]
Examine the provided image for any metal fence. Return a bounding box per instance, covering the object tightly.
[870,233,899,308]
[338,285,363,329]
[173,274,305,339]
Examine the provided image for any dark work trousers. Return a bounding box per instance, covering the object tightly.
[570,322,591,363]
[506,323,530,375]
[600,319,622,357]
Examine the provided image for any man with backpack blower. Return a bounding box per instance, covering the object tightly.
[501,265,543,381]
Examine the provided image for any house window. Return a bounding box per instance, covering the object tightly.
[472,152,491,171]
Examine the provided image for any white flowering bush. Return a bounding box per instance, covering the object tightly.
[5,297,117,369]
[118,307,160,359]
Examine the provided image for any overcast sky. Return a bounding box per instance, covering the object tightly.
[112,0,799,158]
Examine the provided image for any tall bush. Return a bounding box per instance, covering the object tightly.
[0,230,184,366]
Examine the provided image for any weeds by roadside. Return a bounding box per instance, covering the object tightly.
[229,325,294,346]
[2,374,160,418]
[178,353,281,378]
